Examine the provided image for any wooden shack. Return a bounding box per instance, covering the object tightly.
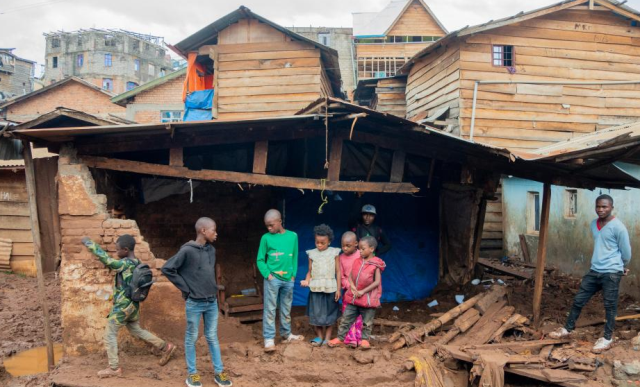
[353,76,408,117]
[353,0,447,80]
[172,7,342,120]
[401,0,640,150]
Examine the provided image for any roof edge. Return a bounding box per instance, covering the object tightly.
[111,67,187,105]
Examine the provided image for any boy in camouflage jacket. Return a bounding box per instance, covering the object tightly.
[82,234,176,378]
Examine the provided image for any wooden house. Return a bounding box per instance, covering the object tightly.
[401,0,640,151]
[353,76,408,117]
[172,7,342,120]
[353,0,447,81]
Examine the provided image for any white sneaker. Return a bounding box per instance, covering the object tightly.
[284,333,304,343]
[548,327,570,339]
[264,339,276,352]
[592,337,613,353]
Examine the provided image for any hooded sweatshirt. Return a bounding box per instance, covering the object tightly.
[343,256,386,308]
[162,241,218,300]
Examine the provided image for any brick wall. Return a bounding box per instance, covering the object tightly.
[126,74,185,123]
[5,80,125,123]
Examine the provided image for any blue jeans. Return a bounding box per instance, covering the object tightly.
[565,270,622,340]
[185,298,223,375]
[263,277,294,340]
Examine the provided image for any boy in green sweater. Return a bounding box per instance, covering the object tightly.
[257,209,304,352]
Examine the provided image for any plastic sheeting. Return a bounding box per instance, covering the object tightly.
[182,52,214,102]
[141,177,200,204]
[286,185,439,306]
[183,89,214,122]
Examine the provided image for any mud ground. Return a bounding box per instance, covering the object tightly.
[1,270,639,387]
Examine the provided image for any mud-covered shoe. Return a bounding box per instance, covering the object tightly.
[264,338,276,352]
[592,337,613,353]
[359,340,371,350]
[97,367,122,378]
[159,342,176,366]
[186,374,203,387]
[327,338,343,348]
[214,371,233,386]
[548,327,571,339]
[285,333,304,342]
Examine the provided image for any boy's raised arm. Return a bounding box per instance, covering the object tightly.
[161,250,190,297]
[81,237,126,272]
[256,235,270,279]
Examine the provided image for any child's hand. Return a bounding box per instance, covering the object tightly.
[353,290,361,298]
[334,290,340,302]
[300,280,309,287]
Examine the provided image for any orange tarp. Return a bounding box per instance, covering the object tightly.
[182,52,214,102]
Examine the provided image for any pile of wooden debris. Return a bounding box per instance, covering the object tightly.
[395,286,608,387]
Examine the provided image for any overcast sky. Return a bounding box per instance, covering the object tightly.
[2,0,640,74]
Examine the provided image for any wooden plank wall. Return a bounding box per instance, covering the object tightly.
[0,170,35,276]
[375,78,407,117]
[406,41,461,130]
[481,187,504,258]
[456,9,640,150]
[214,18,328,120]
[387,0,446,36]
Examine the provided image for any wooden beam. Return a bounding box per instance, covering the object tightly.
[169,147,183,167]
[533,182,552,328]
[389,150,406,183]
[327,137,343,181]
[519,234,531,264]
[81,156,420,194]
[210,48,220,119]
[472,198,488,267]
[21,141,55,371]
[477,258,533,280]
[252,141,268,174]
[594,0,640,22]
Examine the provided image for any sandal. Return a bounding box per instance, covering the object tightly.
[321,340,329,347]
[310,337,323,347]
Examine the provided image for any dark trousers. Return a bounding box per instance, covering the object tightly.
[565,270,622,340]
[337,304,376,340]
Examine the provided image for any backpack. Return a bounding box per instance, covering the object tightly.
[117,259,155,302]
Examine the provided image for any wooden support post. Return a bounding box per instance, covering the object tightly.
[472,197,488,267]
[327,137,343,181]
[22,140,54,371]
[519,234,531,264]
[390,150,406,183]
[532,182,552,328]
[252,141,268,174]
[169,147,184,167]
[210,48,219,119]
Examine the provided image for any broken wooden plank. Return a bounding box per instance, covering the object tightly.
[478,258,533,280]
[442,346,545,364]
[373,319,416,328]
[457,339,570,352]
[252,141,268,174]
[490,313,530,343]
[519,234,531,264]
[507,367,590,387]
[533,182,552,328]
[472,306,516,345]
[453,299,507,345]
[475,286,507,315]
[80,156,420,194]
[575,313,640,328]
[436,309,481,345]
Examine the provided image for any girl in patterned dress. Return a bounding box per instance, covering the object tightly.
[300,224,342,346]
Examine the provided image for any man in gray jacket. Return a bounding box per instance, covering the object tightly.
[162,217,232,387]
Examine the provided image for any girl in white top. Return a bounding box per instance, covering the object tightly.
[301,224,342,346]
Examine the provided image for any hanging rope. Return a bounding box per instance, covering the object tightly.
[318,179,329,214]
[188,179,194,203]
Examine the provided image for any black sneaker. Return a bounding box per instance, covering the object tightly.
[214,371,233,386]
[186,374,202,387]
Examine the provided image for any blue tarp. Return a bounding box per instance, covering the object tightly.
[286,188,439,306]
[183,89,214,122]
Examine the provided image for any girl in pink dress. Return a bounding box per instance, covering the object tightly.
[339,231,362,348]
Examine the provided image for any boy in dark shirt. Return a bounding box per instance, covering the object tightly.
[352,204,392,256]
[162,217,232,387]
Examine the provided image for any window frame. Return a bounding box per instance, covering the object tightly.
[318,33,331,46]
[104,34,116,47]
[102,78,113,91]
[77,54,83,68]
[104,53,112,67]
[52,56,58,68]
[148,63,155,75]
[564,189,579,219]
[51,38,60,48]
[126,81,138,91]
[492,45,515,67]
[527,191,541,235]
[160,110,182,123]
[134,59,140,72]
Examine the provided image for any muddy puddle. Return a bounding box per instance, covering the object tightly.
[4,343,63,376]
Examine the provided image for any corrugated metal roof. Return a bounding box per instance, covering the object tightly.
[0,147,56,169]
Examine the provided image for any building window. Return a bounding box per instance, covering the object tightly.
[51,38,60,48]
[564,189,578,218]
[160,68,166,77]
[102,78,113,91]
[134,59,140,72]
[148,63,155,75]
[144,43,150,51]
[126,81,138,91]
[77,54,83,67]
[318,33,331,46]
[161,111,182,123]
[493,45,514,67]
[104,53,112,67]
[132,40,140,51]
[105,34,116,47]
[52,56,58,68]
[527,191,541,235]
[77,36,83,46]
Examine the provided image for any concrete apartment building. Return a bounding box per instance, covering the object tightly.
[0,48,36,101]
[42,29,173,95]
[288,27,356,96]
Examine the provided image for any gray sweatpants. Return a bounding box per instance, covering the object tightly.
[104,319,165,369]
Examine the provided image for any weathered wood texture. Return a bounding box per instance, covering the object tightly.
[0,170,35,276]
[533,182,552,328]
[33,157,61,273]
[211,19,331,119]
[374,78,407,117]
[387,0,446,36]
[407,8,640,150]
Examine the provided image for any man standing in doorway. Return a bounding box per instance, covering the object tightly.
[352,204,392,256]
[549,194,631,353]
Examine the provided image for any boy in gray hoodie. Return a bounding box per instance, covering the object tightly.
[162,217,232,387]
